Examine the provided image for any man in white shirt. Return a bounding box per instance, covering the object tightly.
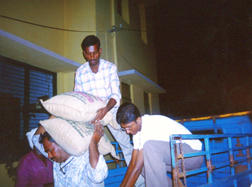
[116,102,203,187]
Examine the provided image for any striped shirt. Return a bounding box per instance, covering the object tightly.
[74,59,121,115]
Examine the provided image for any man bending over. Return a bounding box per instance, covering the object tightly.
[116,103,203,187]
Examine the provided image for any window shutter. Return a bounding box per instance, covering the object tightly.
[0,56,56,162]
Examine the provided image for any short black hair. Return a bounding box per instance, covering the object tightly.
[39,131,56,144]
[81,35,100,51]
[116,103,141,124]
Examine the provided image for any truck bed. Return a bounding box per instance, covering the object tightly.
[105,111,252,187]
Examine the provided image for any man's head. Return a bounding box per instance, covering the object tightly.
[81,35,102,67]
[116,103,142,135]
[39,132,70,163]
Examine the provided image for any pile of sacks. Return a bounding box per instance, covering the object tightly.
[39,91,120,159]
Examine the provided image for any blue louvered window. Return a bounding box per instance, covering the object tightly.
[28,69,55,130]
[0,56,56,163]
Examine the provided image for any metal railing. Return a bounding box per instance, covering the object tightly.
[171,134,252,187]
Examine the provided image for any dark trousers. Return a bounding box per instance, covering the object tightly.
[143,140,203,187]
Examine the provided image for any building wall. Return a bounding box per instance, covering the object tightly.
[0,0,161,108]
[0,0,161,184]
[115,2,158,82]
[0,0,97,94]
[95,0,115,62]
[131,85,145,114]
[63,0,96,63]
[57,72,75,93]
[0,0,65,56]
[0,0,96,62]
[150,93,160,114]
[113,1,160,112]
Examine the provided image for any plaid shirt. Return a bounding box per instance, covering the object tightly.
[74,59,121,115]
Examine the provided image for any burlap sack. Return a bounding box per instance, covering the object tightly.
[40,91,120,129]
[40,117,119,159]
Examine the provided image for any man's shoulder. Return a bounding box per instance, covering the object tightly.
[76,62,89,72]
[18,151,35,166]
[71,152,89,164]
[143,114,172,121]
[142,114,152,121]
[100,59,117,68]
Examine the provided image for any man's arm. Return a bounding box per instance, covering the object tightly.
[87,122,108,183]
[32,126,49,159]
[91,98,116,123]
[91,64,120,123]
[89,121,104,168]
[74,70,82,91]
[120,149,144,187]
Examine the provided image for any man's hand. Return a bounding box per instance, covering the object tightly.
[35,125,46,135]
[35,115,55,135]
[91,98,117,124]
[91,107,108,123]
